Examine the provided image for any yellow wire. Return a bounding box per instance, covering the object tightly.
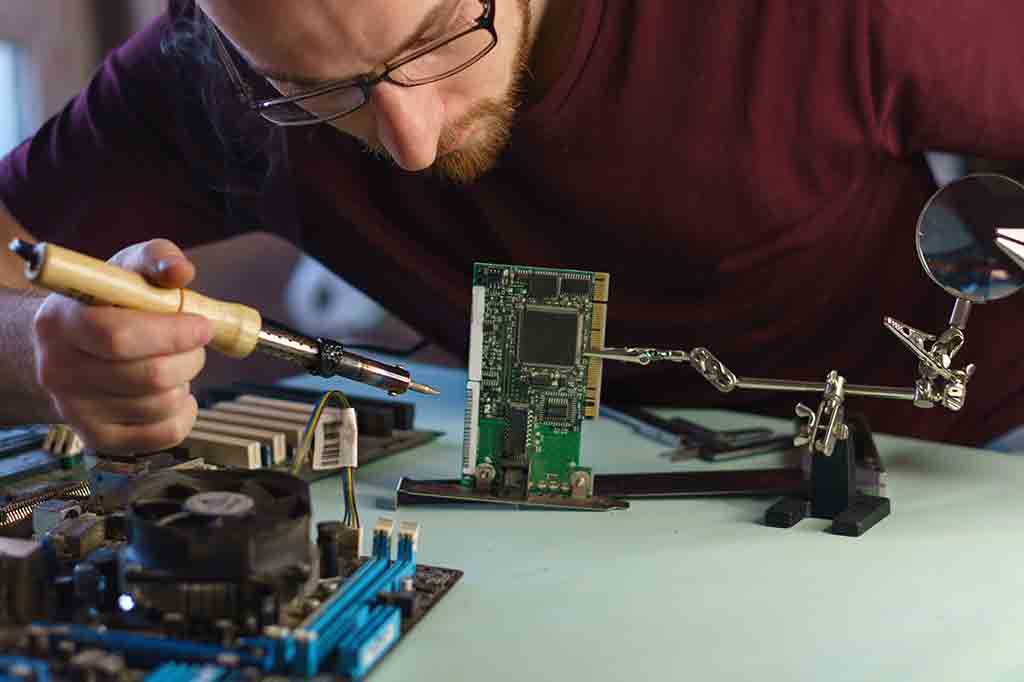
[293,390,359,528]
[291,390,351,475]
[346,467,360,528]
[353,470,360,526]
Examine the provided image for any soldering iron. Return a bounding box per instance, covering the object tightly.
[9,239,440,397]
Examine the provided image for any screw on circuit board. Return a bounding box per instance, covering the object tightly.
[570,471,591,499]
[474,463,496,492]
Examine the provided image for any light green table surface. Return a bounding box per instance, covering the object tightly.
[286,361,1024,682]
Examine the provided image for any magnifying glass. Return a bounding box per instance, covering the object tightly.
[916,173,1024,303]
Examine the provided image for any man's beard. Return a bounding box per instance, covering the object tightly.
[362,0,531,184]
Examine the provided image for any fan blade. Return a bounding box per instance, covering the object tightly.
[131,498,186,522]
[237,480,277,507]
[259,495,305,520]
[161,481,206,501]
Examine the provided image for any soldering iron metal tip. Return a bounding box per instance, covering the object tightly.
[408,381,441,396]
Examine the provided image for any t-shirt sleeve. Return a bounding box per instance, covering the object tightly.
[0,8,295,258]
[863,0,1024,159]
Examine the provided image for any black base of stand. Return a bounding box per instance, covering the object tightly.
[765,493,890,536]
[831,494,891,536]
[764,419,890,536]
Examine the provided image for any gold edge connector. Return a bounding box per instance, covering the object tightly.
[585,273,610,418]
[593,272,610,303]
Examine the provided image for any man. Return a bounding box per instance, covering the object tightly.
[1,0,1022,454]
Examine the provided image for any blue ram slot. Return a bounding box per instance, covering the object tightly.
[397,533,416,564]
[337,606,401,680]
[314,558,413,648]
[144,663,230,682]
[290,523,419,677]
[37,625,276,671]
[293,557,417,677]
[292,557,390,676]
[372,528,391,559]
[0,656,49,682]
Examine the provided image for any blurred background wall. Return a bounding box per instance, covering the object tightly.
[0,1,454,390]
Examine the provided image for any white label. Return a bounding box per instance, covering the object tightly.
[314,407,359,470]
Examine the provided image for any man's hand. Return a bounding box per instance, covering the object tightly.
[31,239,212,454]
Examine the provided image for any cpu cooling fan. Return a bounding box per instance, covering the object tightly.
[119,469,315,630]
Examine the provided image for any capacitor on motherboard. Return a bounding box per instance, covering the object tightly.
[72,562,105,613]
[317,521,344,578]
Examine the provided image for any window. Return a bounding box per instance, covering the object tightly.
[0,41,23,157]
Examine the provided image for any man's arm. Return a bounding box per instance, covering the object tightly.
[0,198,215,449]
[0,8,255,447]
[0,204,54,423]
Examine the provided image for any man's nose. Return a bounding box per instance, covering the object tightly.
[370,82,444,171]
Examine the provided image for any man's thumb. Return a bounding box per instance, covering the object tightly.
[108,239,196,289]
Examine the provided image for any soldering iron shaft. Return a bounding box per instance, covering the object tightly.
[256,320,440,395]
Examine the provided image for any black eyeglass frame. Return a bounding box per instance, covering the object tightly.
[211,0,497,127]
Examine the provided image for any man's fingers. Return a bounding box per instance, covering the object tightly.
[63,305,212,361]
[65,395,199,454]
[108,238,196,289]
[64,385,194,426]
[42,347,206,398]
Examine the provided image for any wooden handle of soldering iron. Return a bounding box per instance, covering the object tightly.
[24,242,262,358]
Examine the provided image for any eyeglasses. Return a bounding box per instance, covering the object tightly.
[212,0,497,127]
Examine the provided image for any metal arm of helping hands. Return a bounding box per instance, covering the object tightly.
[586,299,977,456]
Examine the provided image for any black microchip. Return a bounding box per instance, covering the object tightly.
[518,307,580,367]
[528,274,558,299]
[545,403,569,420]
[560,277,591,296]
[506,407,528,456]
[475,267,503,286]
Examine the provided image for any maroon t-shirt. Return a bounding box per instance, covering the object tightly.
[3,0,1024,445]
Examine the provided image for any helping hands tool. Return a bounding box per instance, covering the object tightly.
[9,239,440,397]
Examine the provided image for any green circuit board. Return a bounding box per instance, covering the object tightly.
[462,263,609,499]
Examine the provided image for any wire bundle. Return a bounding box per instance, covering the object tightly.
[293,390,360,528]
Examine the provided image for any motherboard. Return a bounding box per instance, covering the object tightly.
[0,393,460,681]
[462,263,609,502]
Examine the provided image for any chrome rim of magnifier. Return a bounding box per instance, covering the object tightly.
[915,172,1024,303]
